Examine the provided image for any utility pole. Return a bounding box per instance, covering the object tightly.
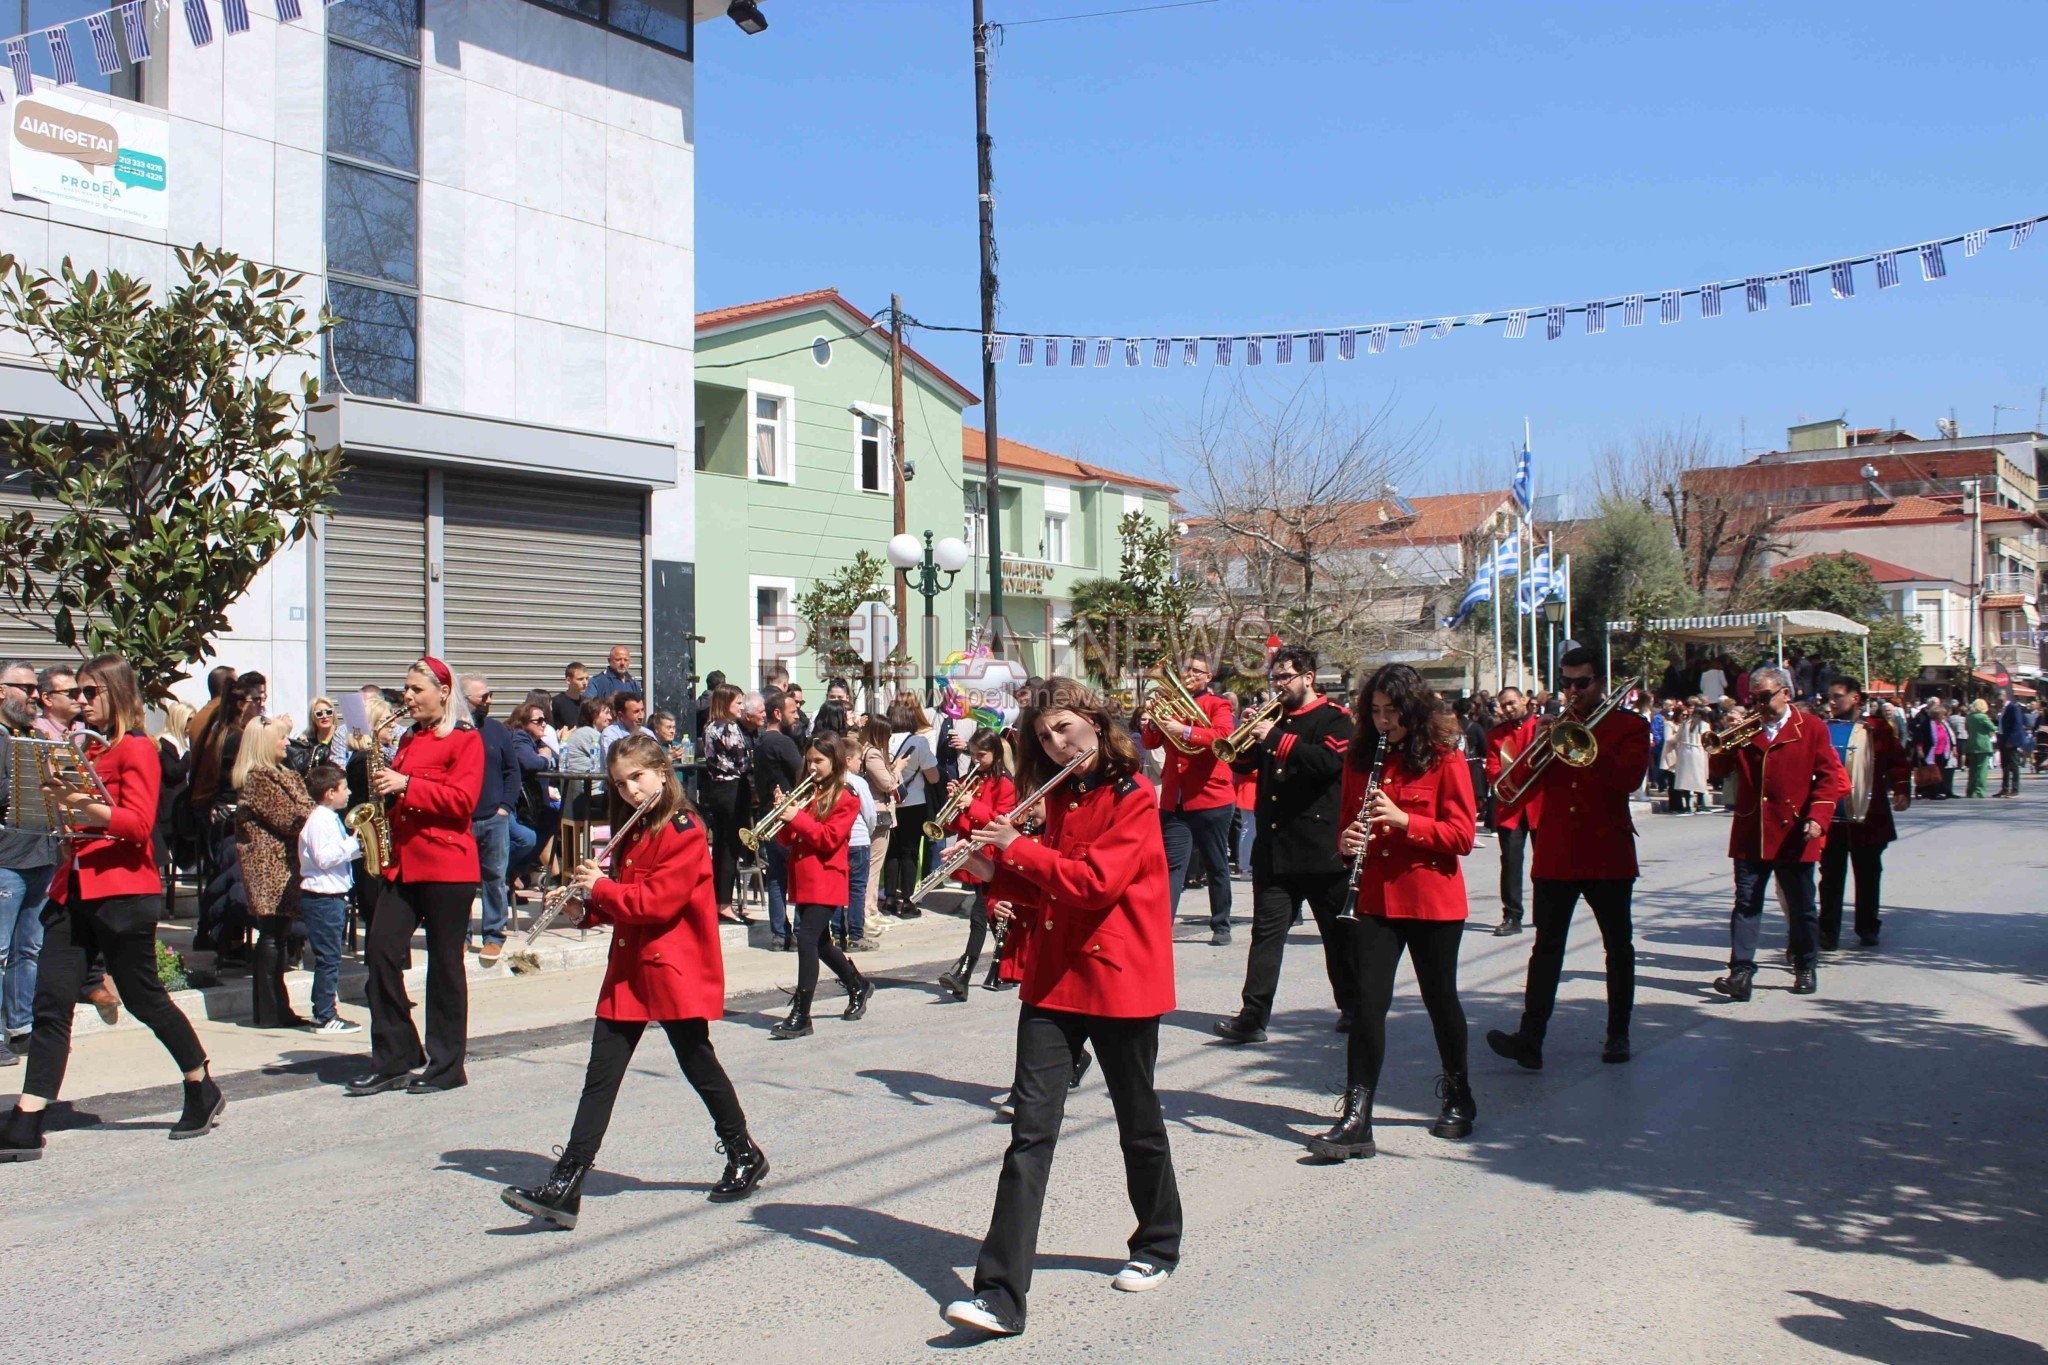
[890,293,909,674]
[973,0,1006,637]
[1964,478,1983,676]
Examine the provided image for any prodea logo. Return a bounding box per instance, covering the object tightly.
[14,101,120,167]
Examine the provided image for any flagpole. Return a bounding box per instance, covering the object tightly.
[1543,530,1556,690]
[1491,536,1503,693]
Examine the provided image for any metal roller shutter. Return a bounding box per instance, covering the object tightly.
[442,472,645,701]
[0,465,69,668]
[321,463,428,695]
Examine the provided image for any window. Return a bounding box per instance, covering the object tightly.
[1913,591,1946,648]
[965,485,987,557]
[747,382,793,483]
[811,337,833,366]
[751,578,795,689]
[325,0,421,403]
[694,422,708,472]
[533,0,693,56]
[1041,512,1068,564]
[854,406,888,493]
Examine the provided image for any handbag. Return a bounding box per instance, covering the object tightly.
[865,747,898,831]
[1912,762,1940,790]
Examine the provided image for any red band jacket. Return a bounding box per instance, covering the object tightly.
[385,723,485,884]
[1495,707,1651,881]
[987,768,1175,1018]
[1141,690,1236,811]
[1708,709,1850,864]
[586,811,725,1021]
[50,732,159,902]
[947,773,1017,887]
[1484,716,1544,831]
[1337,747,1476,921]
[777,786,859,906]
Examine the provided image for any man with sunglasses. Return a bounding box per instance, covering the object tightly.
[1706,666,1848,1000]
[1213,646,1356,1044]
[33,668,83,741]
[0,662,61,1062]
[1485,648,1650,1069]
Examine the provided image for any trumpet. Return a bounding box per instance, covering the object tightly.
[738,774,817,852]
[506,790,663,975]
[911,747,1097,902]
[1491,675,1646,808]
[1137,667,1211,756]
[924,766,986,842]
[1211,696,1284,762]
[1702,709,1766,755]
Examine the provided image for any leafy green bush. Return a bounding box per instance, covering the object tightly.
[156,939,189,992]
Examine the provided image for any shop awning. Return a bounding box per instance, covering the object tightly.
[1601,609,1869,642]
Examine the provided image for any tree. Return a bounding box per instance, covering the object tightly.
[0,246,340,699]
[1762,553,1923,681]
[1596,423,1786,611]
[793,550,890,703]
[1062,511,1196,686]
[1575,494,1698,679]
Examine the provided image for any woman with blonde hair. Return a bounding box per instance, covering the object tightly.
[288,697,351,777]
[234,716,313,1028]
[1964,696,1997,797]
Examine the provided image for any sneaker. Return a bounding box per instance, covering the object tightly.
[478,943,502,966]
[942,1298,1023,1337]
[1111,1261,1171,1293]
[7,1031,29,1057]
[847,937,878,953]
[1208,929,1231,947]
[315,1017,363,1035]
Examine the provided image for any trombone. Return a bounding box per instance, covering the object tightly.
[1137,666,1211,756]
[738,774,817,852]
[911,747,1097,902]
[1211,696,1284,763]
[1491,675,1646,808]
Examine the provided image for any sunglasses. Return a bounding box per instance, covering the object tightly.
[312,709,336,720]
[43,686,81,699]
[78,685,107,702]
[1751,688,1780,703]
[1560,675,1598,691]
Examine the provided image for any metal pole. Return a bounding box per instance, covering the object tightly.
[890,293,910,659]
[1563,554,1573,640]
[1490,536,1503,693]
[973,1,1006,634]
[921,532,938,706]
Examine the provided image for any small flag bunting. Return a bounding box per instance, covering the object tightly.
[1245,336,1262,366]
[84,13,120,75]
[1875,251,1899,289]
[1919,241,1946,281]
[277,0,304,19]
[1124,339,1140,367]
[1214,337,1231,366]
[119,2,149,61]
[1153,338,1170,367]
[222,0,252,33]
[1181,337,1198,366]
[1787,271,1811,307]
[1337,329,1355,360]
[184,0,214,45]
[1433,317,1454,338]
[1070,338,1086,366]
[1659,289,1680,324]
[1701,282,1722,318]
[1401,321,1420,346]
[987,335,1006,363]
[1504,310,1527,339]
[1095,339,1111,367]
[5,38,30,96]
[1045,338,1058,366]
[2013,221,2033,249]
[1622,294,1644,327]
[45,26,77,85]
[1017,337,1033,365]
[1585,301,1605,335]
[1306,333,1325,363]
[1744,276,1767,312]
[1830,261,1854,298]
[1964,229,1987,257]
[1274,334,1292,364]
[1545,306,1564,341]
[1368,326,1388,354]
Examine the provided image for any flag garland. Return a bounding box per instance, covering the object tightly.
[946,213,2047,370]
[0,0,305,106]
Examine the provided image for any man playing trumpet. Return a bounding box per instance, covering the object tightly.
[1138,656,1237,947]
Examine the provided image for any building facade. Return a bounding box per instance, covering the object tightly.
[0,0,701,718]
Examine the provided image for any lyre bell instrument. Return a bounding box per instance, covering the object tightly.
[1838,715,1875,824]
[924,765,987,842]
[506,790,664,975]
[738,774,817,852]
[1137,667,1211,756]
[1490,675,1647,808]
[1701,709,1767,756]
[1334,734,1387,923]
[345,714,399,877]
[912,746,1097,902]
[1211,696,1284,763]
[2,729,115,840]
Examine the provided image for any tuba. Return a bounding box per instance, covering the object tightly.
[1491,676,1646,808]
[1137,666,1211,755]
[738,774,817,852]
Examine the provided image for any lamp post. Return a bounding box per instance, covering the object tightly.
[1540,594,1567,689]
[888,530,971,705]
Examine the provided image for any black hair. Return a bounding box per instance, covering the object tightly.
[578,694,609,728]
[705,669,727,690]
[1349,662,1459,775]
[1558,646,1598,671]
[612,690,644,711]
[812,700,850,738]
[306,763,348,803]
[1831,676,1865,698]
[1271,645,1317,678]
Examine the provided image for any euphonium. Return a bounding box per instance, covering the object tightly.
[1211,696,1284,762]
[924,765,986,842]
[738,774,816,852]
[1138,666,1211,755]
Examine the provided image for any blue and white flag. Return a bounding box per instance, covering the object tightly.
[1337,329,1355,360]
[1442,560,1494,629]
[1045,338,1059,366]
[1519,547,1553,612]
[1401,321,1420,347]
[184,0,215,45]
[1125,338,1141,367]
[1659,289,1680,324]
[1786,271,1811,307]
[1070,338,1087,367]
[1153,338,1170,367]
[1829,261,1854,298]
[1585,301,1605,334]
[1623,294,1644,327]
[1246,336,1262,366]
[118,2,149,60]
[1306,333,1325,363]
[1504,310,1527,339]
[1368,326,1388,355]
[1510,445,1532,516]
[987,335,1006,363]
[222,0,252,33]
[2013,221,2033,250]
[45,26,77,84]
[84,13,121,74]
[1095,338,1111,367]
[1701,282,1722,318]
[1433,317,1454,338]
[1875,251,1899,288]
[1919,241,1946,281]
[1545,305,1564,341]
[1017,336,1033,365]
[1744,276,1767,312]
[1964,229,1987,257]
[1181,337,1198,366]
[5,39,31,96]
[1494,529,1522,578]
[277,0,304,19]
[1274,334,1293,364]
[1213,337,1231,366]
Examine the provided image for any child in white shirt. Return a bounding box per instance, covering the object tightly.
[297,764,363,1033]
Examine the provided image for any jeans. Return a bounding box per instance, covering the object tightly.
[1731,858,1816,970]
[833,845,871,944]
[299,893,349,1024]
[971,1005,1182,1326]
[1237,868,1353,1028]
[1234,812,1255,873]
[1517,877,1636,1043]
[563,1017,748,1166]
[1348,915,1467,1089]
[507,818,539,882]
[1161,805,1234,933]
[762,841,790,939]
[472,811,511,945]
[25,889,207,1101]
[1496,826,1529,922]
[0,864,53,1036]
[1817,835,1882,944]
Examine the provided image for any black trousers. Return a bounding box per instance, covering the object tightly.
[363,878,475,1083]
[1238,868,1353,1027]
[1998,745,2023,794]
[1347,915,1467,1090]
[250,913,299,1028]
[972,1005,1182,1325]
[793,903,858,996]
[25,889,207,1102]
[881,806,928,901]
[962,886,992,965]
[562,1016,748,1165]
[1818,833,1883,943]
[1161,805,1234,932]
[1497,826,1530,921]
[1517,877,1636,1043]
[702,777,746,909]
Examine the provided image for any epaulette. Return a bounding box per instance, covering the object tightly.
[672,811,695,832]
[1113,775,1138,796]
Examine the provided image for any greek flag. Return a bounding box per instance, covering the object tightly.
[1181,337,1198,366]
[1585,301,1605,334]
[1510,445,1532,516]
[1070,338,1086,366]
[1275,334,1293,364]
[1153,338,1170,367]
[119,2,149,60]
[1017,336,1033,365]
[1787,271,1811,307]
[1830,261,1854,298]
[1369,326,1388,354]
[5,39,31,96]
[1125,338,1141,367]
[84,13,121,75]
[222,0,252,33]
[1623,294,1644,327]
[2013,221,2033,250]
[1307,333,1325,363]
[987,335,1006,363]
[184,0,214,45]
[1401,321,1420,346]
[1095,338,1111,367]
[1519,547,1553,612]
[1433,317,1454,338]
[1504,310,1528,339]
[1964,229,1987,257]
[1442,560,1494,629]
[1701,282,1722,318]
[1494,530,1522,578]
[45,26,77,84]
[1214,337,1231,366]
[1745,276,1768,312]
[1875,251,1899,288]
[277,0,304,17]
[1919,242,1946,280]
[1659,289,1680,324]
[1246,336,1262,366]
[1044,338,1058,366]
[1337,329,1356,360]
[1545,305,1564,341]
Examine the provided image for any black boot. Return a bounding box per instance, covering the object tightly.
[1712,965,1756,1002]
[1069,1048,1092,1091]
[1790,960,1818,996]
[0,1105,45,1162]
[501,1150,590,1229]
[1493,916,1523,937]
[842,972,874,1021]
[169,1070,225,1141]
[1430,1072,1476,1140]
[1306,1085,1375,1160]
[770,989,814,1039]
[1485,1028,1543,1071]
[938,954,975,1002]
[709,1135,770,1203]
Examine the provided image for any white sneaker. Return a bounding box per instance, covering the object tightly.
[942,1298,1023,1336]
[315,1017,363,1035]
[1111,1260,1170,1293]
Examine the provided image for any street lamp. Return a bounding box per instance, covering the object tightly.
[888,530,971,704]
[1540,594,1567,687]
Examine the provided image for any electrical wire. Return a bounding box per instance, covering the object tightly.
[997,0,1220,27]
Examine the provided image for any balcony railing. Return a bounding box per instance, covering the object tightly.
[1981,571,2039,598]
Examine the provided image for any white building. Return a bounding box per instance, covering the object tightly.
[0,0,725,718]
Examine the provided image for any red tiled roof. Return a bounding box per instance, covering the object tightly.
[1768,551,1950,585]
[1981,593,2030,609]
[695,288,980,407]
[1683,448,2004,496]
[962,429,1179,495]
[1776,495,2039,530]
[1185,489,1517,549]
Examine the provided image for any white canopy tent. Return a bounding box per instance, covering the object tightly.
[1602,610,1871,687]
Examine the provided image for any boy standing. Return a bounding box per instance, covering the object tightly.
[298,765,364,1033]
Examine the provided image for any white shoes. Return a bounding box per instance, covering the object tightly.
[1111,1260,1170,1293]
[942,1298,1023,1336]
[314,1017,363,1035]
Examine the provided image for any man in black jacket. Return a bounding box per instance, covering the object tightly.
[1213,647,1356,1043]
[463,675,524,966]
[749,688,805,951]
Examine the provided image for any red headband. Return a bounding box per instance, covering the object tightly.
[416,656,453,689]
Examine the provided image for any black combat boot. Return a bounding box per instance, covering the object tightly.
[1307,1085,1376,1160]
[1069,1048,1092,1091]
[1485,1028,1543,1071]
[1429,1072,1476,1140]
[501,1150,590,1229]
[1789,959,1818,996]
[1712,965,1756,1002]
[1493,916,1523,937]
[169,1069,225,1141]
[0,1105,45,1162]
[709,1135,770,1203]
[938,954,976,1002]
[770,989,814,1039]
[841,971,874,1021]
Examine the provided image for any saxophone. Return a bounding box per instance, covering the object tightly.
[346,719,397,876]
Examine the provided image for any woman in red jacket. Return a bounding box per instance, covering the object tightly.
[348,657,485,1098]
[942,678,1182,1341]
[938,731,1018,1001]
[1310,663,1478,1162]
[1,654,220,1161]
[768,734,873,1040]
[502,734,766,1229]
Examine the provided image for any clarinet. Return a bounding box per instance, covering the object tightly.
[1333,734,1387,923]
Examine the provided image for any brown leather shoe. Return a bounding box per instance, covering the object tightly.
[87,982,120,1026]
[478,943,502,966]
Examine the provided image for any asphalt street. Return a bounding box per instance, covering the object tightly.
[3,794,2044,1363]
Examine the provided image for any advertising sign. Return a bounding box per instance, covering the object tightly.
[7,91,169,229]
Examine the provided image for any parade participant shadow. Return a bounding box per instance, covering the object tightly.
[857,1067,1008,1111]
[1777,1291,2046,1363]
[748,1201,1122,1307]
[37,1101,172,1134]
[437,1147,710,1200]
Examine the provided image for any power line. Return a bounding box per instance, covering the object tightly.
[998,0,1219,27]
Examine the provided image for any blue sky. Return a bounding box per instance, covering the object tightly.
[693,1,2048,505]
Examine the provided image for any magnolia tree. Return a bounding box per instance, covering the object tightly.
[0,246,341,698]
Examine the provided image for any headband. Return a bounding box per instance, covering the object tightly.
[416,656,453,689]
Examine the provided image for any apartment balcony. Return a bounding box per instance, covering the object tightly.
[1981,571,2039,598]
